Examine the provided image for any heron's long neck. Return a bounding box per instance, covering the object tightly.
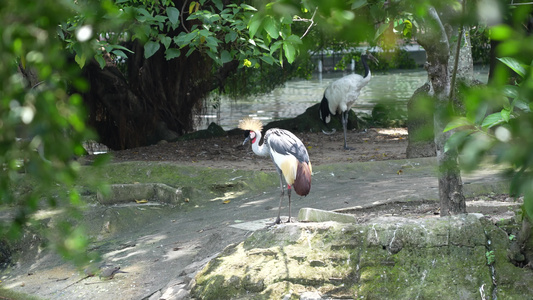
[362,56,371,79]
[251,131,269,156]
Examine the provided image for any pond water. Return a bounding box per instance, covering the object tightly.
[197,66,490,131]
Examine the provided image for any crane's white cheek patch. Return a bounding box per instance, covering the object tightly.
[325,115,331,123]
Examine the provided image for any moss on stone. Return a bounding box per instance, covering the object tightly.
[192,215,533,300]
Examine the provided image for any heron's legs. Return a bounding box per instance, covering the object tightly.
[341,110,354,150]
[275,173,284,224]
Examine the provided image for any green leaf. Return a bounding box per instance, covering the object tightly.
[144,41,160,59]
[205,36,219,52]
[351,0,368,9]
[220,50,232,64]
[270,40,282,55]
[511,97,530,112]
[165,48,180,60]
[248,13,263,38]
[497,57,527,78]
[403,20,413,38]
[189,1,197,14]
[263,16,279,39]
[285,34,302,44]
[241,4,257,11]
[94,54,106,69]
[212,0,223,11]
[185,47,195,57]
[166,7,180,28]
[161,35,172,49]
[225,30,238,43]
[109,44,134,53]
[260,55,275,65]
[489,24,513,40]
[154,15,167,24]
[481,112,505,129]
[205,50,220,65]
[283,42,295,63]
[75,54,86,68]
[501,108,511,123]
[444,130,472,153]
[175,31,198,47]
[443,117,471,132]
[501,85,519,99]
[374,22,390,41]
[136,7,153,22]
[112,49,128,58]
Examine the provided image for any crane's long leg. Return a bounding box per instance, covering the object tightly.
[342,110,354,150]
[275,173,284,224]
[287,185,292,223]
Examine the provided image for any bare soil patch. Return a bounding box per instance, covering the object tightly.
[88,128,409,170]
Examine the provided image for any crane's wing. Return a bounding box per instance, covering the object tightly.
[264,128,310,164]
[325,74,368,113]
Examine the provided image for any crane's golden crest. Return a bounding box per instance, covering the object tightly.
[238,117,263,132]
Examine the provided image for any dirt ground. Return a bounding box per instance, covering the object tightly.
[5,127,523,300]
[91,127,409,170]
[87,126,519,221]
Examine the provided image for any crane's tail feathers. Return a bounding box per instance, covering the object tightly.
[319,95,331,124]
[321,129,336,135]
[293,161,311,196]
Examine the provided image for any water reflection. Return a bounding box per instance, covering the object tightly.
[197,67,489,131]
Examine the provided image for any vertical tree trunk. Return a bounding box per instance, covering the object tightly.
[417,7,466,216]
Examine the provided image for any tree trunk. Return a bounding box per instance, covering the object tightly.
[406,82,435,158]
[82,40,213,150]
[417,7,466,216]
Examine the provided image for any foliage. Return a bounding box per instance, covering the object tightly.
[486,250,495,265]
[0,1,110,266]
[62,0,304,72]
[470,26,491,64]
[334,49,416,72]
[444,4,533,219]
[222,53,314,97]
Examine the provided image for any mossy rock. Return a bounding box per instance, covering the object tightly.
[264,103,363,133]
[180,103,365,141]
[192,215,533,300]
[177,122,227,141]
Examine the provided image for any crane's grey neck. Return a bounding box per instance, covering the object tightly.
[251,131,270,156]
[362,55,371,78]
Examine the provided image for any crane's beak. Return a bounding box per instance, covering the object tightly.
[243,135,251,145]
[368,53,379,65]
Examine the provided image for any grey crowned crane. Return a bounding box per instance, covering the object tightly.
[239,118,312,224]
[319,52,379,150]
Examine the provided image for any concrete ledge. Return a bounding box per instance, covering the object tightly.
[298,207,356,223]
[97,183,182,205]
